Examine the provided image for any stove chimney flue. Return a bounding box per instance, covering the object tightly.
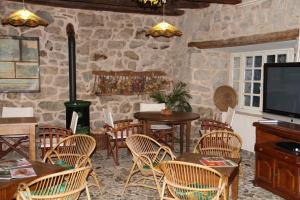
[66,23,76,102]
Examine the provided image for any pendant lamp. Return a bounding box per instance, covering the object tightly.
[146,1,182,38]
[2,0,48,27]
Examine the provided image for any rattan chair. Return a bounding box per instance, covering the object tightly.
[16,166,91,200]
[194,130,242,159]
[160,160,226,200]
[124,134,176,197]
[43,134,101,191]
[199,119,233,137]
[103,109,143,165]
[39,111,78,157]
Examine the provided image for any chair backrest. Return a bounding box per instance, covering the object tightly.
[70,111,79,133]
[103,109,114,128]
[126,134,174,171]
[2,107,34,117]
[194,130,242,159]
[16,166,91,200]
[140,103,166,112]
[160,160,224,200]
[221,107,235,126]
[44,134,96,167]
[199,119,233,136]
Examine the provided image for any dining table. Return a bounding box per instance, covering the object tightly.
[0,161,64,200]
[0,117,37,160]
[176,153,240,200]
[134,111,200,154]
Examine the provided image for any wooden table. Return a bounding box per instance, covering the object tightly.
[176,153,240,200]
[0,161,64,200]
[134,112,200,154]
[0,117,37,160]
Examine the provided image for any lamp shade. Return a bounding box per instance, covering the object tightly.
[2,8,48,27]
[146,21,182,37]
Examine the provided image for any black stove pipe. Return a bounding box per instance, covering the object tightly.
[66,23,76,102]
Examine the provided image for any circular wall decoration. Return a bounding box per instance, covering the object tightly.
[213,85,238,112]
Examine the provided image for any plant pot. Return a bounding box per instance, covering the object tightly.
[161,108,172,115]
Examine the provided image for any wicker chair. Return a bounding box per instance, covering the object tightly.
[39,111,78,158]
[199,119,233,137]
[160,160,226,200]
[103,109,143,165]
[124,134,176,197]
[43,134,101,191]
[16,166,91,200]
[194,130,242,159]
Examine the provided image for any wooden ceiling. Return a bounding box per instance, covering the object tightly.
[7,0,241,16]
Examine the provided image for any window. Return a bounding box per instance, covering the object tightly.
[231,49,294,114]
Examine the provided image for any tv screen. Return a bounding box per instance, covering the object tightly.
[263,62,300,119]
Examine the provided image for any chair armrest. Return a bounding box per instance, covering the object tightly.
[154,146,176,162]
[43,149,61,164]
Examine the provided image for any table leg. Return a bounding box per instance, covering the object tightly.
[231,169,239,200]
[186,122,191,153]
[29,125,36,160]
[180,124,184,154]
[224,177,229,200]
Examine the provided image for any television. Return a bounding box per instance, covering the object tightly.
[263,62,300,123]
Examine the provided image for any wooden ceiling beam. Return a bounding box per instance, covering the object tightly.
[7,0,184,16]
[188,29,299,49]
[187,0,241,4]
[6,0,239,16]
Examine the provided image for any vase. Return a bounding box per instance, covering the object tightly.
[161,108,172,115]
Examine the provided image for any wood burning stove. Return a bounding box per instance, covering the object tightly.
[64,23,91,134]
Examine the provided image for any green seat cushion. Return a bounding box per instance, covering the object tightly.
[175,183,217,200]
[143,161,159,170]
[55,160,74,170]
[22,182,67,199]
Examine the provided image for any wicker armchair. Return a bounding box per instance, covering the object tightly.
[194,130,242,159]
[103,109,143,165]
[160,160,226,200]
[199,119,233,137]
[43,134,101,191]
[124,134,176,197]
[16,166,91,200]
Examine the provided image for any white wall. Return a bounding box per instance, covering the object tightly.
[232,113,263,152]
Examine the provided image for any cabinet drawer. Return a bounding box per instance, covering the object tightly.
[255,143,299,164]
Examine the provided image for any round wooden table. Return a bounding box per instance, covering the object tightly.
[134,111,200,154]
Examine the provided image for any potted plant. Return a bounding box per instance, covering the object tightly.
[150,81,192,114]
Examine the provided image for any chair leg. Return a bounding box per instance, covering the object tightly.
[160,180,166,200]
[90,170,102,189]
[85,185,91,200]
[123,162,137,194]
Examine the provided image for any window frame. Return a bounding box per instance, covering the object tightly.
[230,48,295,115]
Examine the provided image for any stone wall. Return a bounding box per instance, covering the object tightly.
[0,1,181,129]
[177,0,300,131]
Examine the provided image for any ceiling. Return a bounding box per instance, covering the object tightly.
[8,0,241,16]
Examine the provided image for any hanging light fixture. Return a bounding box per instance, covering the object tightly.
[137,0,165,8]
[1,0,48,27]
[146,0,182,38]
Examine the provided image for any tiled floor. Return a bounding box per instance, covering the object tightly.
[81,148,284,200]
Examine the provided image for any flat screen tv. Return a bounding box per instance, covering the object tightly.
[263,62,300,122]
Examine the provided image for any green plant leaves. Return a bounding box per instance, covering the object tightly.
[150,81,192,112]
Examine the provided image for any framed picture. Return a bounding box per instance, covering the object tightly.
[0,36,40,92]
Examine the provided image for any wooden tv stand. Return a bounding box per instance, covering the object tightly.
[253,121,300,200]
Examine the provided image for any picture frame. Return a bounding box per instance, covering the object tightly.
[0,36,40,93]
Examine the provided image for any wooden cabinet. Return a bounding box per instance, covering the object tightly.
[253,122,300,200]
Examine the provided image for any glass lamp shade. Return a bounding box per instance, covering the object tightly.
[2,8,48,27]
[146,21,182,38]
